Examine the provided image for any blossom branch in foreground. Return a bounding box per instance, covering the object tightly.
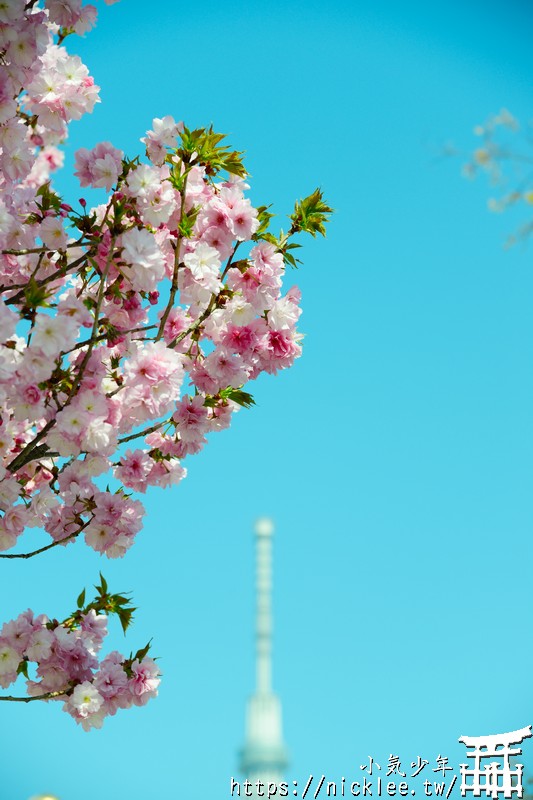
[0,0,332,730]
[0,574,159,731]
[0,2,332,561]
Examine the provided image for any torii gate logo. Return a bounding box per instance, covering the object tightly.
[458,726,532,799]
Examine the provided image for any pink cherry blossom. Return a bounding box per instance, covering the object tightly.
[0,0,330,727]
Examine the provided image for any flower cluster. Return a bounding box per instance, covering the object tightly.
[0,1,331,565]
[0,577,159,731]
[0,0,331,724]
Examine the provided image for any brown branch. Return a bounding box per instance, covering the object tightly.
[0,689,70,702]
[6,422,56,474]
[1,241,88,256]
[66,237,115,401]
[167,296,216,350]
[64,324,157,355]
[0,519,89,560]
[118,421,167,445]
[220,241,240,281]
[6,241,116,474]
[2,249,93,305]
[156,173,188,341]
[166,241,242,350]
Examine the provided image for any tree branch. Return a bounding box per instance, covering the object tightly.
[0,521,88,559]
[0,689,70,702]
[118,421,167,445]
[156,172,188,340]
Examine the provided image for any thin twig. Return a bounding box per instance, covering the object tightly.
[0,689,70,703]
[156,171,188,340]
[0,521,88,560]
[118,421,167,445]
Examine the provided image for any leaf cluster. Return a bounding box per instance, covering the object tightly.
[122,640,154,678]
[203,386,256,409]
[34,182,63,216]
[60,573,137,634]
[289,188,333,238]
[22,277,53,313]
[175,126,247,179]
[253,189,333,268]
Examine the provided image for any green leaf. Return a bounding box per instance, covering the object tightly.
[76,589,86,609]
[134,641,152,663]
[98,573,108,595]
[118,607,136,634]
[254,205,275,237]
[23,277,52,309]
[35,182,62,214]
[257,232,278,246]
[283,251,299,269]
[223,388,256,409]
[17,660,29,679]
[178,205,200,238]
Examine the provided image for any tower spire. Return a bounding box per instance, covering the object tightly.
[239,518,289,789]
[255,516,273,694]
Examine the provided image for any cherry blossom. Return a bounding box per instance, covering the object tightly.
[0,0,331,723]
[0,578,160,731]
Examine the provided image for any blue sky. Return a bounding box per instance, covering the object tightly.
[2,0,533,798]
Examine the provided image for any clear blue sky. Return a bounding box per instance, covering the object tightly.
[2,1,533,798]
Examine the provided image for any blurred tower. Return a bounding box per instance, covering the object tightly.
[239,518,289,794]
